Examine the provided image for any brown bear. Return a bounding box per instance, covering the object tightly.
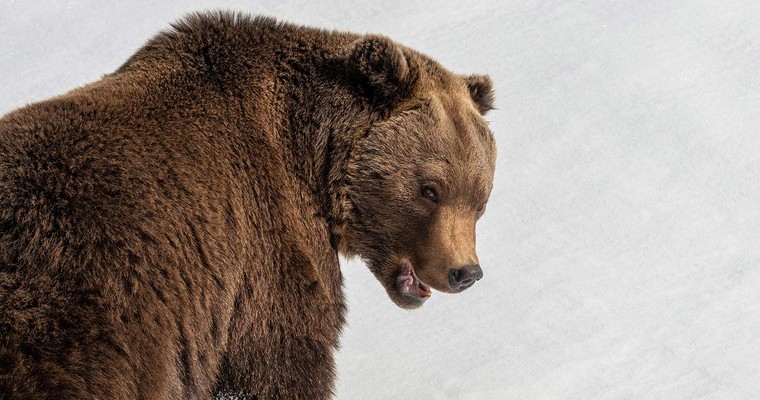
[0,11,496,400]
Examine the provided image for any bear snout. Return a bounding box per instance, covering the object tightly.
[447,264,483,291]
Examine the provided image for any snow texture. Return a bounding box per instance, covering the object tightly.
[2,1,760,399]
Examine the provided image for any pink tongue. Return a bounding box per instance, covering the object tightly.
[396,272,416,295]
[396,270,432,298]
[396,260,432,299]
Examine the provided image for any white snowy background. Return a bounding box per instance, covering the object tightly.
[2,1,760,399]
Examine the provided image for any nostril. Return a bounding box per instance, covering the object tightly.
[448,264,483,290]
[448,268,461,289]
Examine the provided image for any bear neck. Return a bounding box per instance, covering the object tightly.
[266,34,370,253]
[121,17,369,254]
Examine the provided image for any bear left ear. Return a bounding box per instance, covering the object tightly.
[463,74,495,115]
[347,35,417,116]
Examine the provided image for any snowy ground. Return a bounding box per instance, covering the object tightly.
[3,1,760,399]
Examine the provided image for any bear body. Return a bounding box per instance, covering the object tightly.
[0,12,495,399]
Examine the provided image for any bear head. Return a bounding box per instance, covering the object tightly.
[339,35,496,309]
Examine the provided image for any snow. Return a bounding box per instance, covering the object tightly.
[3,1,760,398]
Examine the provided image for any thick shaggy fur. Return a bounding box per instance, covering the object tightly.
[0,12,495,399]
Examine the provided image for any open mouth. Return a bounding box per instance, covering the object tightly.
[394,259,432,304]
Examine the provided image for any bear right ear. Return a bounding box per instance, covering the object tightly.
[463,74,495,115]
[347,35,417,116]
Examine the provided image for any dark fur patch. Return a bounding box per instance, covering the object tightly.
[464,74,495,114]
[347,35,418,117]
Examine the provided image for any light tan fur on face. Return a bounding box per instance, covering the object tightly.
[408,76,495,292]
[340,46,495,307]
[415,205,480,292]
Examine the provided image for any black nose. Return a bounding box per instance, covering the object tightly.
[448,264,483,290]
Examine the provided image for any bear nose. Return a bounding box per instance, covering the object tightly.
[448,264,483,291]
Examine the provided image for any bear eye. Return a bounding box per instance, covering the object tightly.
[421,186,439,204]
[477,203,486,213]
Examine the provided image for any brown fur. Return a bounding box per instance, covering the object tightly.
[0,11,495,399]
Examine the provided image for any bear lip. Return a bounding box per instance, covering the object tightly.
[394,259,432,303]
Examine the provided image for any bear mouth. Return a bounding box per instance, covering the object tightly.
[394,259,432,304]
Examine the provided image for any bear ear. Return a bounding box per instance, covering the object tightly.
[347,35,417,116]
[463,74,495,115]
